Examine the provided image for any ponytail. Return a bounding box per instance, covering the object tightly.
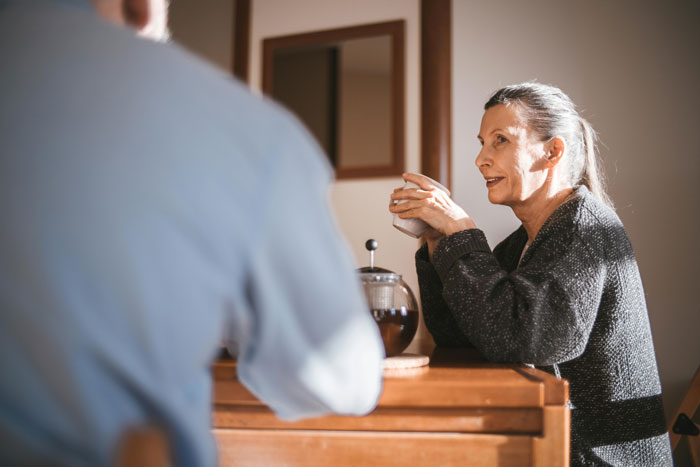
[579,117,614,209]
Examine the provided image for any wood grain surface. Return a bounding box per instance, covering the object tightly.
[212,347,569,466]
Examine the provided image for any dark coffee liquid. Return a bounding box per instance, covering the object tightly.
[371,308,418,357]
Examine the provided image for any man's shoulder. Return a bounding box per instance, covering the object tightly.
[135,40,283,123]
[119,33,329,171]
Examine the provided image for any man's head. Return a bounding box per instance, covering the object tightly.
[91,0,169,41]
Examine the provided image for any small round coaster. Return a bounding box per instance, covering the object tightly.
[383,353,430,369]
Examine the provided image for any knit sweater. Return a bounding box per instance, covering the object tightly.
[416,186,672,466]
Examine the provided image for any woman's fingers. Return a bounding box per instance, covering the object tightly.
[390,188,430,201]
[390,199,424,213]
[402,172,436,191]
[393,205,426,219]
[389,174,475,236]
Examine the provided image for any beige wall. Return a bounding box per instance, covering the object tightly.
[452,0,700,418]
[168,0,233,71]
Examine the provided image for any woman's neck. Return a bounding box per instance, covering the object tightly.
[512,187,575,243]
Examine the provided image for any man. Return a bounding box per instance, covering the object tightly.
[0,0,384,465]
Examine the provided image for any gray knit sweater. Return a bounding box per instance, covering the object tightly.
[416,186,672,466]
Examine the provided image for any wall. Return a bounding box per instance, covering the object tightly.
[168,0,233,71]
[249,0,428,350]
[452,0,700,418]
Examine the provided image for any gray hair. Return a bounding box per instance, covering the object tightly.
[484,82,613,208]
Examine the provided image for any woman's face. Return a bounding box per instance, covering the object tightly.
[475,104,549,207]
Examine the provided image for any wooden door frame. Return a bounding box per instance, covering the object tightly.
[232,0,251,82]
[421,0,452,190]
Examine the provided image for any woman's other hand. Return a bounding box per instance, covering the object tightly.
[422,228,445,262]
[389,173,476,237]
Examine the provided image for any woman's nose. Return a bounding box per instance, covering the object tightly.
[475,147,491,169]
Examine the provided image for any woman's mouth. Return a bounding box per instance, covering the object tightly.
[485,177,504,188]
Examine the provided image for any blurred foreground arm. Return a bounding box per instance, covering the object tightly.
[225,114,384,420]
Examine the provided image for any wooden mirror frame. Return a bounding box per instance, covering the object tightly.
[261,20,405,179]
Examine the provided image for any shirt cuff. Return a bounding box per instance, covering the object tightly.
[415,242,430,263]
[415,242,438,282]
[432,229,491,281]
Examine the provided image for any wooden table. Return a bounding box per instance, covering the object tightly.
[212,347,569,466]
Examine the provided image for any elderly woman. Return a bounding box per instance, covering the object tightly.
[390,82,672,466]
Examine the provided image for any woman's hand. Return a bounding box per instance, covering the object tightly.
[422,228,446,262]
[389,173,476,237]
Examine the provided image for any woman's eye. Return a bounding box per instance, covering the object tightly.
[495,135,508,144]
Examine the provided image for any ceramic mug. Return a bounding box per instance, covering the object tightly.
[392,175,451,238]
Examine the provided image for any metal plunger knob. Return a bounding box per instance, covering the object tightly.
[365,239,378,270]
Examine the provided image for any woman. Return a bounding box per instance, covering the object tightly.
[390,82,672,466]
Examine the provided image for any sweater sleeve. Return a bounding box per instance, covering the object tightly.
[431,226,605,365]
[415,243,472,347]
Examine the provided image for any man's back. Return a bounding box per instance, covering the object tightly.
[0,1,384,465]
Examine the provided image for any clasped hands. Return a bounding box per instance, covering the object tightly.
[389,173,476,258]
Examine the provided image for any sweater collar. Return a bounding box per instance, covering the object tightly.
[517,185,590,264]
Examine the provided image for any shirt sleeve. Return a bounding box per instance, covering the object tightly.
[427,226,605,366]
[226,113,384,421]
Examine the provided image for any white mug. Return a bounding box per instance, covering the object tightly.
[392,176,451,238]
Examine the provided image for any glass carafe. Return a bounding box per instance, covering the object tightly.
[360,272,418,357]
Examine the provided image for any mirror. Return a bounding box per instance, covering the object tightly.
[263,21,405,179]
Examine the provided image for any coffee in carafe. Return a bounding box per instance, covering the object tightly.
[358,239,418,357]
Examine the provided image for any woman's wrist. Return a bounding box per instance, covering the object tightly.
[444,217,477,236]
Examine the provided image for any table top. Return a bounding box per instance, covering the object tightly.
[212,345,570,466]
[212,346,568,410]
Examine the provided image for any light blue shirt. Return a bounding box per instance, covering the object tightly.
[0,1,384,465]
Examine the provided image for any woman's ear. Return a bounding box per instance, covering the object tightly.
[544,137,566,167]
[122,0,151,31]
